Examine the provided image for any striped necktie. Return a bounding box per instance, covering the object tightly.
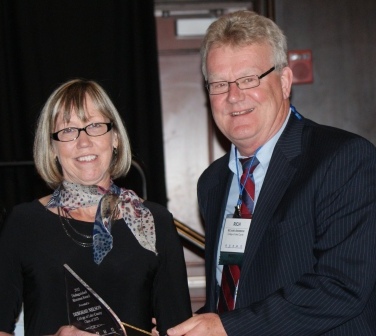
[218,156,259,313]
[239,157,259,218]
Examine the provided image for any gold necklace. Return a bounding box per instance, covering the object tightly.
[58,207,93,247]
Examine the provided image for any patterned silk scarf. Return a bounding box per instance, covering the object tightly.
[46,181,157,264]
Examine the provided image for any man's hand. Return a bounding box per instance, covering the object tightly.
[167,313,227,336]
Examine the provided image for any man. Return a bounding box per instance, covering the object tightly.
[167,10,376,335]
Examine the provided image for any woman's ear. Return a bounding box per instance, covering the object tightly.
[51,141,57,157]
[112,131,119,148]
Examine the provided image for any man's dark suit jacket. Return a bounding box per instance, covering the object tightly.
[197,113,376,335]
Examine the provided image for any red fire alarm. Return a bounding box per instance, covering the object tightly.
[288,49,313,84]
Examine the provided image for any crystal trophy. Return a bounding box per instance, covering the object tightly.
[64,264,151,336]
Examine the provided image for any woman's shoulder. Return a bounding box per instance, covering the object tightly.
[142,200,172,219]
[14,198,46,210]
[7,199,48,221]
[1,199,49,237]
[38,195,51,206]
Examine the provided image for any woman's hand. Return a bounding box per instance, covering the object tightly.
[52,325,93,336]
[151,317,159,336]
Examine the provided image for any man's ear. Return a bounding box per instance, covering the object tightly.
[280,66,293,99]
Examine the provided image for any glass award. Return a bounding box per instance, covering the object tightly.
[64,264,151,336]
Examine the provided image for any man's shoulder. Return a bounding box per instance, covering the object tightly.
[200,153,229,176]
[302,118,376,153]
[283,115,375,156]
[198,152,231,191]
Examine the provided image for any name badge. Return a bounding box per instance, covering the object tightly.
[219,217,251,265]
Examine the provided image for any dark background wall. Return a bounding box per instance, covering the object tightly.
[0,0,167,216]
[275,0,376,143]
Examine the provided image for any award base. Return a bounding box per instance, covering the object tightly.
[64,264,151,336]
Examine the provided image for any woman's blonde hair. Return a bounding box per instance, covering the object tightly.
[201,10,288,79]
[33,79,132,189]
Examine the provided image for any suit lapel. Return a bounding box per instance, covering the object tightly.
[238,114,304,294]
[203,154,233,310]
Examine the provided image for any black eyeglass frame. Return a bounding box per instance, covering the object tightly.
[51,122,114,142]
[206,66,276,95]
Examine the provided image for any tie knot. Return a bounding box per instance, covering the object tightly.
[240,156,259,173]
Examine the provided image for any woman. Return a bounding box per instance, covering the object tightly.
[0,79,192,336]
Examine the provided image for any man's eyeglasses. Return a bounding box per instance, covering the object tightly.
[206,66,275,95]
[51,122,113,142]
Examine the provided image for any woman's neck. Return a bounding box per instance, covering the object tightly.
[67,206,97,222]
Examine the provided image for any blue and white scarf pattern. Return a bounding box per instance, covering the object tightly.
[47,181,157,264]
